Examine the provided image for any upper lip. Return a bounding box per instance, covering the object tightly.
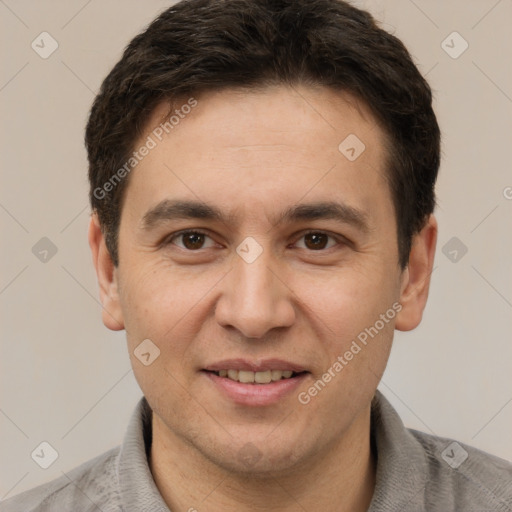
[203,358,308,373]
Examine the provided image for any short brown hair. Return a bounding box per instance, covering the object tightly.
[85,0,440,268]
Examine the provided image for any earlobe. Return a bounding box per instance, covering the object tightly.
[88,213,125,331]
[395,214,438,332]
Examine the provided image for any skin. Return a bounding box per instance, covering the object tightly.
[89,85,437,512]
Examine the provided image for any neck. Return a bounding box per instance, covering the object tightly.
[150,405,376,512]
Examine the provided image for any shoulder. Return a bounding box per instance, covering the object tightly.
[409,428,512,510]
[0,446,121,512]
[370,391,512,511]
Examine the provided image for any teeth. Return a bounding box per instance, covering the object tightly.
[238,370,255,383]
[271,370,283,381]
[254,370,272,384]
[215,369,297,383]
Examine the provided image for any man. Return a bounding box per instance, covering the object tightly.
[2,0,511,510]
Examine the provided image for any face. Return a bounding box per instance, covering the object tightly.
[90,85,436,476]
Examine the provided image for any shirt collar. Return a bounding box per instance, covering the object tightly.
[368,390,428,511]
[117,391,428,512]
[118,397,170,511]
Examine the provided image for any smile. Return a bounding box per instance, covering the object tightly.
[209,369,303,383]
[202,365,310,406]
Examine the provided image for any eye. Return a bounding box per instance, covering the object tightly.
[167,230,216,251]
[294,231,341,251]
[165,229,345,252]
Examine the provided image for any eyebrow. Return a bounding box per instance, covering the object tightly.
[140,199,371,233]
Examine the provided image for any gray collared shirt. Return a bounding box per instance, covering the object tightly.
[2,390,511,511]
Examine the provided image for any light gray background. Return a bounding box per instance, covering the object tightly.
[1,0,511,500]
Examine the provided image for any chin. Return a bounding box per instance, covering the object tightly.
[202,436,311,478]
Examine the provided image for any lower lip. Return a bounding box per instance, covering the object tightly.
[202,371,309,406]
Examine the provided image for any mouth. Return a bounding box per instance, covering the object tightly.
[201,360,310,406]
[203,369,307,384]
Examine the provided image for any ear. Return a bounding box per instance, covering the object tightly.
[395,214,438,331]
[88,212,125,331]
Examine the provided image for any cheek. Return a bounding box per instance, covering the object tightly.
[297,266,398,406]
[299,271,396,418]
[299,265,397,340]
[118,264,202,405]
[118,261,221,352]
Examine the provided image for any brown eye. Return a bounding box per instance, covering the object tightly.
[304,233,328,250]
[182,232,205,250]
[168,231,215,250]
[295,231,339,251]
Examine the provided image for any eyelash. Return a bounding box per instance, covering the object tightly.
[165,229,346,252]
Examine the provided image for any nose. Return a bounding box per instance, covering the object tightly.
[214,248,296,339]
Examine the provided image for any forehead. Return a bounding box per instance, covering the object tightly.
[122,85,392,229]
